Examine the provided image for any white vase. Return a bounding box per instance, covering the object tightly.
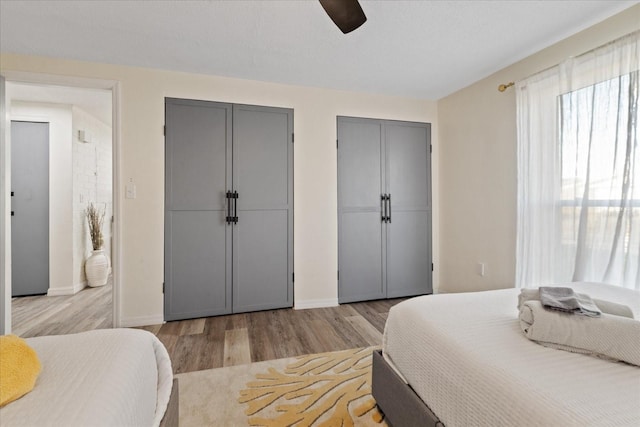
[86,249,109,287]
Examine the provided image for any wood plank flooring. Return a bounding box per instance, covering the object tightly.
[11,282,113,338]
[140,298,405,374]
[11,283,406,375]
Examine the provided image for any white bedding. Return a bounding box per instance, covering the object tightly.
[382,282,640,427]
[0,328,173,427]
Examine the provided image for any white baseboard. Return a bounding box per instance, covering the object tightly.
[74,281,87,294]
[294,298,339,310]
[119,315,164,328]
[47,281,87,296]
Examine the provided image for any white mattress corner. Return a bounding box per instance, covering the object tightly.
[0,328,174,427]
[382,283,640,427]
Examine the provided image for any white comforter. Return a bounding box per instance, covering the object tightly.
[383,282,640,427]
[0,328,173,427]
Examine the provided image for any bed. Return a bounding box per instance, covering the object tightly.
[373,282,640,427]
[0,328,177,427]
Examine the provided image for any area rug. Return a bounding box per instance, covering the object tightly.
[175,347,387,426]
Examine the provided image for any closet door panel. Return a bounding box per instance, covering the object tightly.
[233,210,290,312]
[233,106,290,208]
[165,99,230,210]
[339,212,385,303]
[386,122,432,297]
[338,118,383,209]
[338,117,386,303]
[165,211,231,319]
[164,99,232,321]
[386,211,432,298]
[232,105,293,312]
[386,123,431,209]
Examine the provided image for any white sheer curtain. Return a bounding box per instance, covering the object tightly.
[516,31,640,290]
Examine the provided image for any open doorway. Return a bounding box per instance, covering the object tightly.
[7,82,114,337]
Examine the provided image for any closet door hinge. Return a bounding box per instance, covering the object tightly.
[162,282,165,293]
[430,144,432,154]
[163,125,166,136]
[337,270,339,281]
[336,139,339,149]
[292,272,295,283]
[292,133,294,143]
[431,263,434,272]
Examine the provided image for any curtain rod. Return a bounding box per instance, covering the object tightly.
[497,29,639,93]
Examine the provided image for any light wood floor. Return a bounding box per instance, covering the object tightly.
[12,283,406,375]
[12,282,113,338]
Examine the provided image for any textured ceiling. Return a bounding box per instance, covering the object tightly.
[0,0,637,100]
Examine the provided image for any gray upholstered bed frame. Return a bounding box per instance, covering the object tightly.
[372,350,444,427]
[159,378,179,427]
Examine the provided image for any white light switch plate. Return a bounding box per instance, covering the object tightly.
[126,182,137,199]
[477,262,486,277]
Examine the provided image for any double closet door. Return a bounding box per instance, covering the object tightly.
[338,117,432,303]
[164,98,293,321]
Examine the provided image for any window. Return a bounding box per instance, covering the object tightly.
[516,31,639,290]
[558,72,639,284]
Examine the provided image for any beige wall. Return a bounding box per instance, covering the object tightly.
[0,55,438,326]
[437,5,640,293]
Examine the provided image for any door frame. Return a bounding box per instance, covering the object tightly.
[0,71,122,333]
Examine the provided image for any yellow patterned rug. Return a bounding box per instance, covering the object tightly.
[176,347,387,426]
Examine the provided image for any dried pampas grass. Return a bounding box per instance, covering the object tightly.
[86,202,105,250]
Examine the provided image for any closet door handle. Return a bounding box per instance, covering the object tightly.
[387,194,391,222]
[225,191,232,224]
[381,194,391,223]
[233,191,239,224]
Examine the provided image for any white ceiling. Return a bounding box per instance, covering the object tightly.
[1,0,637,100]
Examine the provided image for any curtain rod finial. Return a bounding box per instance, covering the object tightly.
[498,82,515,92]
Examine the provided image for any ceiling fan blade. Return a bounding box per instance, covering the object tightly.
[319,0,367,34]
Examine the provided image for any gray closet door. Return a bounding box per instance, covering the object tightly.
[232,105,293,313]
[337,117,386,303]
[385,122,432,298]
[165,99,232,320]
[338,117,432,303]
[11,121,50,297]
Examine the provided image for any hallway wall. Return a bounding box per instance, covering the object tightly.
[72,106,113,288]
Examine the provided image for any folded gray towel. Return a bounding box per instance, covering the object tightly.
[539,287,601,317]
[517,288,635,318]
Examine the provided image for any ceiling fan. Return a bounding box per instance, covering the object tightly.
[319,0,367,34]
